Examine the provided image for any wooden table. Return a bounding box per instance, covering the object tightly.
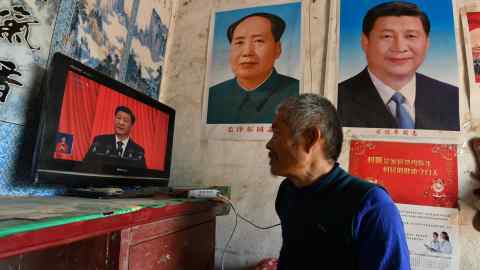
[0,195,222,269]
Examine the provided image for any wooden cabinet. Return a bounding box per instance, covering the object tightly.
[0,197,219,269]
[121,211,215,270]
[0,233,119,270]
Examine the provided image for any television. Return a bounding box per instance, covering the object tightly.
[34,53,175,188]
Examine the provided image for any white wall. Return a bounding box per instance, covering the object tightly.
[161,0,480,269]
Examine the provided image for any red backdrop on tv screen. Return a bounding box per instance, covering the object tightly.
[56,71,169,171]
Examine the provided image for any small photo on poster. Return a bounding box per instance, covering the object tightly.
[424,231,453,255]
[203,2,302,140]
[337,0,460,131]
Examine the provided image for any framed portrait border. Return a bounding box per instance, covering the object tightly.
[201,0,305,141]
[324,0,466,138]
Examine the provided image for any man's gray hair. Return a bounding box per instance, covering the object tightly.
[278,94,343,161]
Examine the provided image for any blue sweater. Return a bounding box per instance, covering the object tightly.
[275,164,410,270]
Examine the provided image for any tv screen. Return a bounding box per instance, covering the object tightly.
[35,53,175,187]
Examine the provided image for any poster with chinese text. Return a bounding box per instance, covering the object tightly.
[202,1,303,140]
[0,0,59,124]
[399,204,459,270]
[327,0,463,138]
[348,139,460,270]
[349,140,458,208]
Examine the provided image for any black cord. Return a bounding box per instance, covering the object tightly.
[218,195,281,230]
[238,211,281,230]
[220,195,238,270]
[218,195,280,270]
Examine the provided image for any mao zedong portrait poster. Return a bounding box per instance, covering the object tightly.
[338,0,460,131]
[206,2,301,125]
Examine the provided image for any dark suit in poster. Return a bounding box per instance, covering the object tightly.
[207,69,298,124]
[338,69,459,131]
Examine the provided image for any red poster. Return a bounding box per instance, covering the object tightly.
[349,140,458,208]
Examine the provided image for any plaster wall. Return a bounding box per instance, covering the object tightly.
[161,0,480,269]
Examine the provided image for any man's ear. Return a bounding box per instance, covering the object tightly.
[275,42,282,59]
[361,34,369,53]
[302,127,321,153]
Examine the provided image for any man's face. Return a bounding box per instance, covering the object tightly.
[266,112,307,178]
[361,16,429,82]
[229,16,282,85]
[114,111,133,137]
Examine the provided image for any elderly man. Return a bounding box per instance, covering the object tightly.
[266,94,410,269]
[338,1,459,131]
[207,12,299,124]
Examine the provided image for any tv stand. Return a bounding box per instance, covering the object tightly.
[66,186,169,198]
[0,196,220,269]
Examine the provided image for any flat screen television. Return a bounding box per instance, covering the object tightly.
[34,53,175,188]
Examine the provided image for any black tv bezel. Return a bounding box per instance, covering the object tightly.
[34,53,175,187]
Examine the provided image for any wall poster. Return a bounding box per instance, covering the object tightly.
[332,0,461,137]
[461,5,480,119]
[50,0,172,100]
[202,1,303,140]
[349,140,459,270]
[0,0,60,196]
[0,0,59,124]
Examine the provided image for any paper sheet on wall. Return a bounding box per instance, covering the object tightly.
[348,140,459,270]
[399,204,459,270]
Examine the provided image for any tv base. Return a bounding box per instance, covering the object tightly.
[65,186,169,199]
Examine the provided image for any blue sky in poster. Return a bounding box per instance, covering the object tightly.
[339,0,459,86]
[209,2,302,86]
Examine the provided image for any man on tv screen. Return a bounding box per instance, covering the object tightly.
[84,106,146,168]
